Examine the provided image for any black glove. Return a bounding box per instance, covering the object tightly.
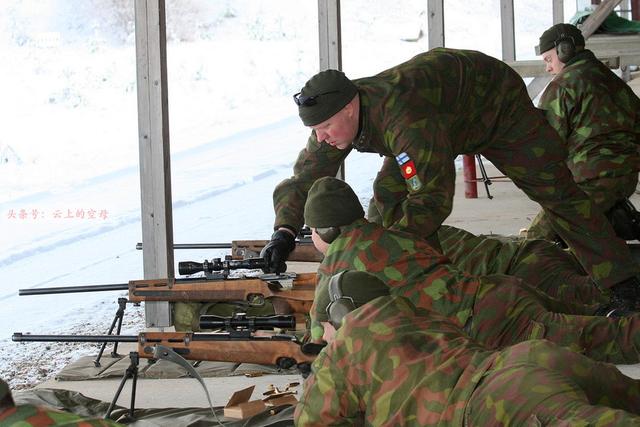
[260,229,296,274]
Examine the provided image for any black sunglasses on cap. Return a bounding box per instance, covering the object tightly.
[293,90,340,107]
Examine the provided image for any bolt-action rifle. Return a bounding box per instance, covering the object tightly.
[13,314,324,423]
[19,257,317,316]
[13,314,323,373]
[135,227,324,262]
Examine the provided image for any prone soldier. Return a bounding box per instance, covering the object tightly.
[295,270,640,426]
[0,378,123,426]
[303,177,640,363]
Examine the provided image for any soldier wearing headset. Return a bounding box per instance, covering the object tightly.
[528,23,640,243]
[294,270,640,426]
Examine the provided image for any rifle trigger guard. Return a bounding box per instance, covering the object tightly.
[261,273,296,291]
[270,278,294,290]
[247,293,265,307]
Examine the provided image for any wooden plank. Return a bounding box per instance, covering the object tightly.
[579,0,624,37]
[427,0,444,49]
[134,0,174,327]
[500,0,516,61]
[508,56,622,77]
[586,33,640,51]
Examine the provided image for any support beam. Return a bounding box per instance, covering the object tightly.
[135,0,174,328]
[317,0,342,71]
[580,0,623,36]
[552,0,565,23]
[427,0,445,49]
[500,0,516,61]
[317,0,345,180]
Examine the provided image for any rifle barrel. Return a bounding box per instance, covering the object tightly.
[135,242,233,250]
[12,333,137,343]
[19,283,129,296]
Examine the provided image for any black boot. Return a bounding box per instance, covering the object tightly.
[610,276,640,311]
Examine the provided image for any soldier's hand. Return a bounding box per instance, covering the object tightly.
[260,229,296,274]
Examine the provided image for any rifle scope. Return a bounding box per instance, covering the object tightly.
[199,314,295,331]
[179,257,267,276]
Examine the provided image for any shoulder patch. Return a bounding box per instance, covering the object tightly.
[395,152,423,191]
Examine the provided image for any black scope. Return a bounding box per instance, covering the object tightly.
[199,314,296,331]
[179,257,267,276]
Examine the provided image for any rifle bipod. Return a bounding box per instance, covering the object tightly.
[95,297,128,367]
[103,346,224,426]
[105,351,139,421]
[475,154,493,200]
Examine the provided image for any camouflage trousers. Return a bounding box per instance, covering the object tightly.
[367,203,608,306]
[438,225,608,306]
[471,274,640,364]
[0,404,122,426]
[466,340,640,426]
[372,155,638,290]
[528,172,639,242]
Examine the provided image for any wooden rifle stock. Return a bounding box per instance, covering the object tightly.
[231,240,323,262]
[128,273,317,316]
[13,331,322,371]
[138,332,319,368]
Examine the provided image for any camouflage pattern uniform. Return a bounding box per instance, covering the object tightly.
[312,218,640,363]
[437,225,607,305]
[528,49,640,240]
[0,405,122,426]
[295,296,640,426]
[275,48,638,289]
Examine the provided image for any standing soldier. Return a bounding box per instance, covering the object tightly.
[528,23,640,242]
[295,270,640,426]
[262,47,640,309]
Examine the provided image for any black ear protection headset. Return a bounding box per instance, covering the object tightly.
[326,271,356,328]
[315,226,341,244]
[555,30,576,63]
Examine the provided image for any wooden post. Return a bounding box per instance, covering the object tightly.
[135,0,174,328]
[317,0,345,180]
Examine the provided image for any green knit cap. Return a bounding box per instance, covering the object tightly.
[536,23,584,55]
[304,177,364,228]
[0,378,10,401]
[296,69,358,126]
[314,271,390,322]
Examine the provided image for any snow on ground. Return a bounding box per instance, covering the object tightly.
[0,1,572,389]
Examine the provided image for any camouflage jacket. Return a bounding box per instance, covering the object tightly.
[295,296,496,426]
[273,48,533,242]
[310,219,480,339]
[0,404,123,426]
[539,50,640,182]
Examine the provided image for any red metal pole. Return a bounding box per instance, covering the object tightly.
[463,154,478,199]
[632,0,640,20]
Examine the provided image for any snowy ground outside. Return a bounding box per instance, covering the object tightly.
[0,0,581,389]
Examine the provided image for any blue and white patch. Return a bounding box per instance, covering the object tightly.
[395,152,410,165]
